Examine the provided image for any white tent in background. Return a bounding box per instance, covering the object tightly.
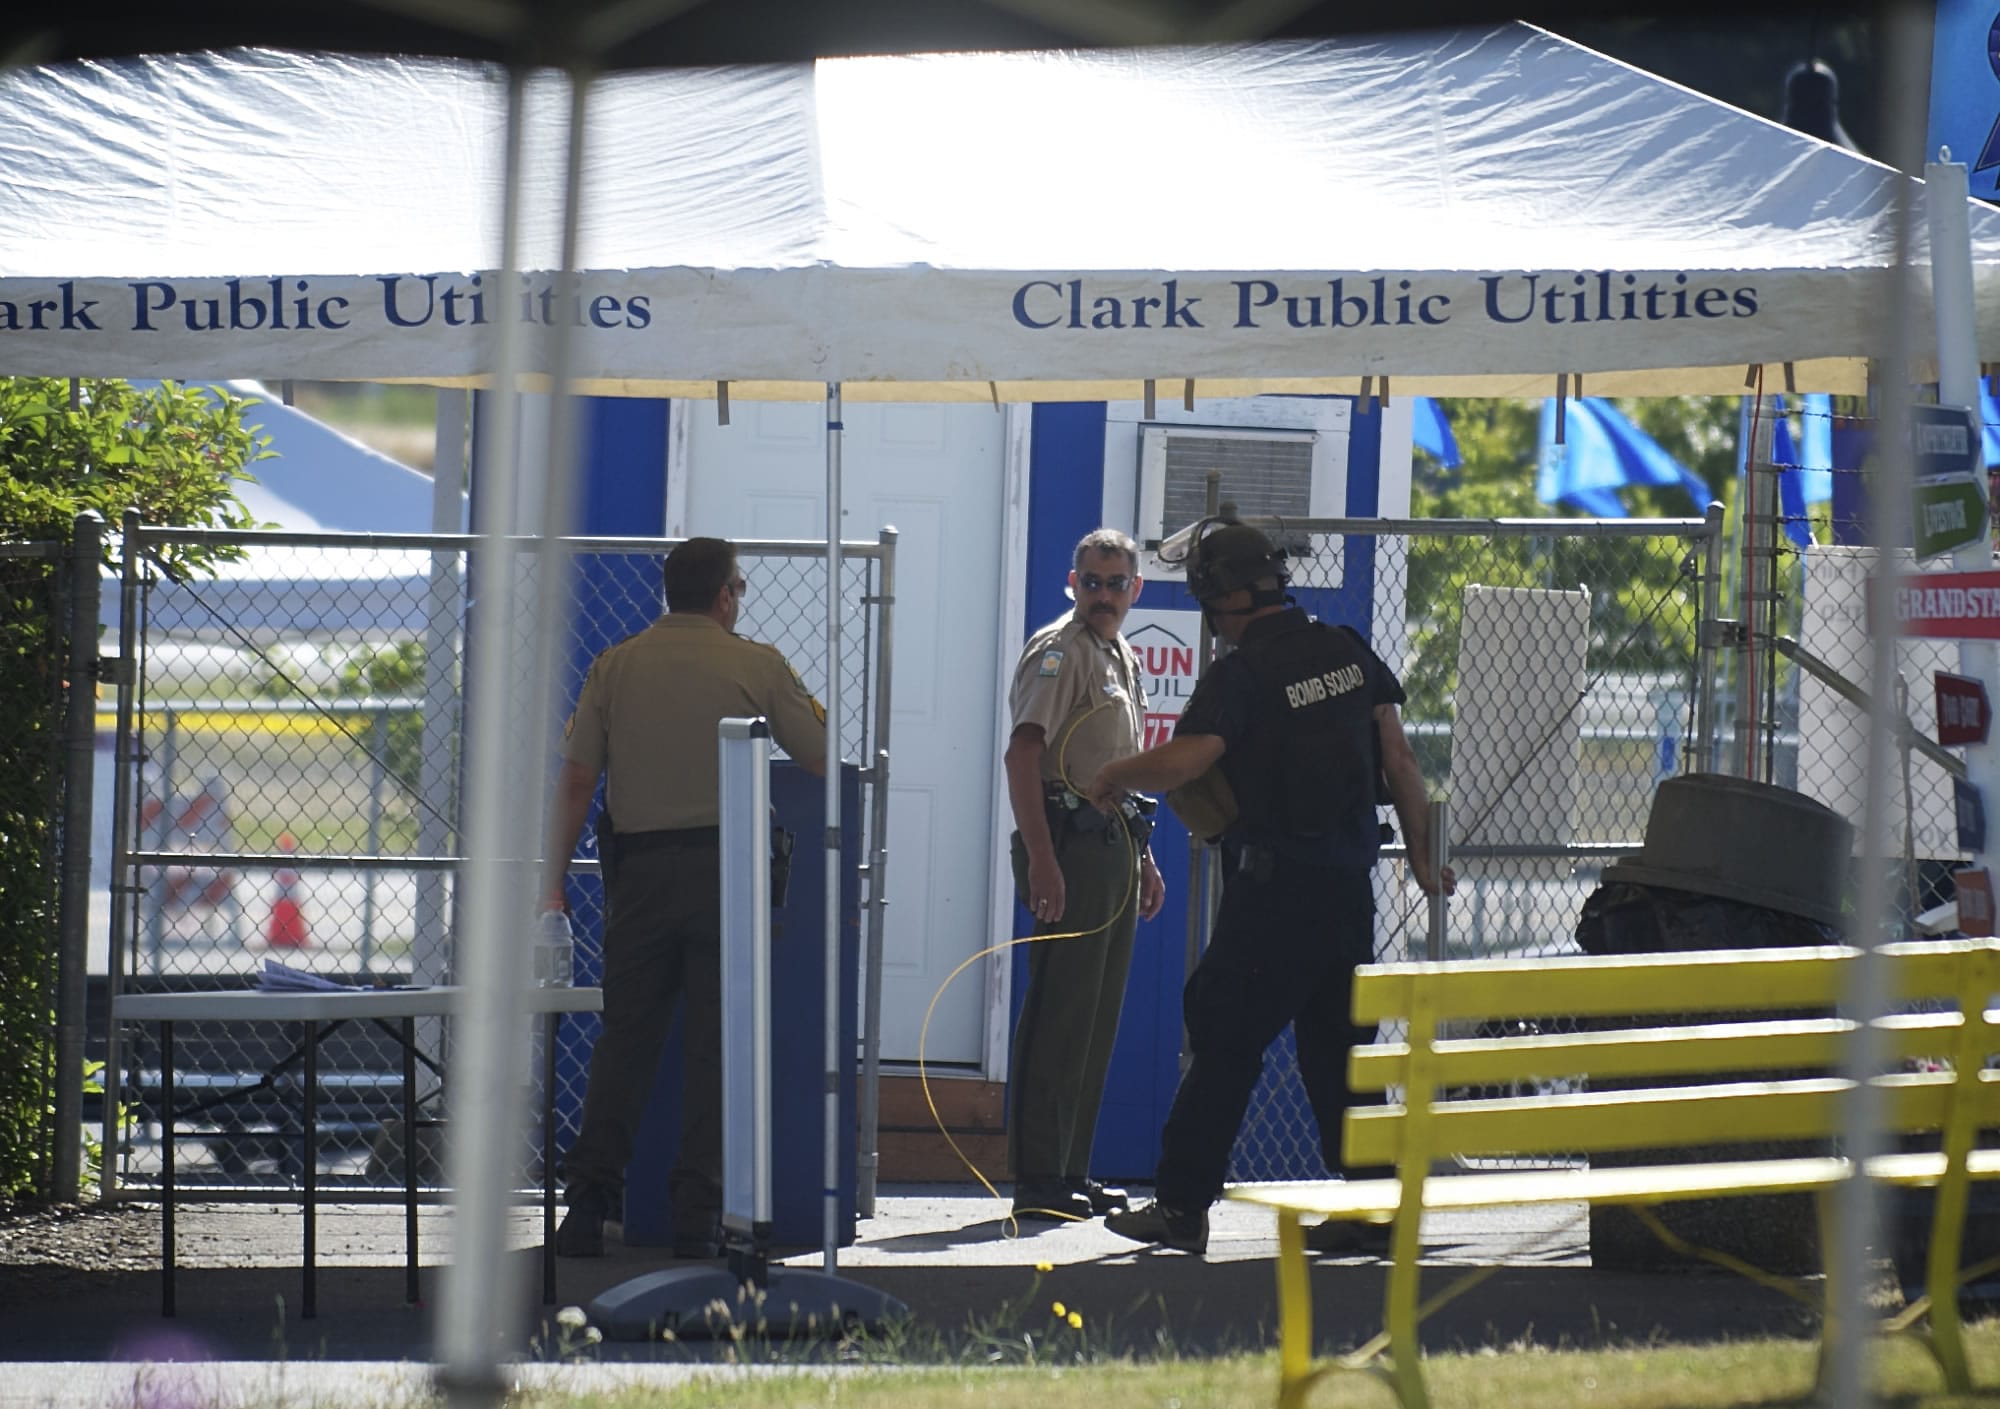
[113,382,455,642]
[3,26,1998,396]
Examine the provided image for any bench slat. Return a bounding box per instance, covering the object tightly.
[1341,1074,1959,1166]
[1351,941,1986,1025]
[1216,1152,2000,1224]
[1224,1148,2000,1220]
[1347,1013,1979,1092]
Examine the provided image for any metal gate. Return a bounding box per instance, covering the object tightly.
[101,523,896,1201]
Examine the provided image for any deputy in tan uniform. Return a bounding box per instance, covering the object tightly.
[541,536,827,1259]
[1002,527,1165,1222]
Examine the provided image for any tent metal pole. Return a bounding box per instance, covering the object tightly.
[823,381,844,1272]
[1828,6,1929,1405]
[440,61,592,1406]
[437,62,533,1407]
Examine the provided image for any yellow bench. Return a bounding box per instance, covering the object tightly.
[1225,940,2000,1409]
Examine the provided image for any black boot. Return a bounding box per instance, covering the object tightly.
[672,1208,721,1260]
[556,1184,612,1258]
[1011,1179,1093,1222]
[1305,1218,1392,1258]
[1104,1198,1208,1253]
[1069,1177,1131,1217]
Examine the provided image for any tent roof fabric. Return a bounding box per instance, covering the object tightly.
[1,27,1991,397]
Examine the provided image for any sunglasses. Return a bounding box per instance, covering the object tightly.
[1078,572,1134,594]
[729,576,749,600]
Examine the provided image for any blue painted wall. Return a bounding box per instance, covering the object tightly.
[1010,397,1386,1182]
[548,397,672,1163]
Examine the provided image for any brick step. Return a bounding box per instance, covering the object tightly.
[872,1074,1005,1131]
[868,1075,1009,1183]
[876,1129,1011,1185]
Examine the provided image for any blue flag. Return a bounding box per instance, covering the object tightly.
[1771,394,1834,547]
[1537,397,1711,516]
[1982,381,2000,467]
[1411,396,1462,468]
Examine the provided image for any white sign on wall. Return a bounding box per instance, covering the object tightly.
[1123,609,1206,748]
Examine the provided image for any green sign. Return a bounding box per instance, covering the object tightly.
[1914,476,1989,560]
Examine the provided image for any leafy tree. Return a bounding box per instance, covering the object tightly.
[337,640,430,798]
[0,377,265,1200]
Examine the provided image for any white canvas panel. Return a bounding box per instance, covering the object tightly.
[1449,585,1590,880]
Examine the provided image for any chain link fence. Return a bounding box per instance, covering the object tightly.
[1226,513,1723,1183]
[103,525,891,1199]
[1738,403,1968,932]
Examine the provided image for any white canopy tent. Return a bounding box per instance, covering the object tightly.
[7,21,1984,1379]
[5,26,2000,397]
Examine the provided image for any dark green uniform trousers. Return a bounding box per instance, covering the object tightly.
[564,836,721,1241]
[1008,820,1140,1183]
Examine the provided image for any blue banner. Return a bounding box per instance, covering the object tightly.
[1929,0,2000,201]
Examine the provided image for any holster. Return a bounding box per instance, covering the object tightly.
[770,826,796,908]
[1121,793,1159,847]
[594,806,618,886]
[1044,787,1157,847]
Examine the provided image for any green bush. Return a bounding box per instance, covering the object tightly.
[0,377,265,1200]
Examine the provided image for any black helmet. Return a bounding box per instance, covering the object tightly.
[1186,522,1288,604]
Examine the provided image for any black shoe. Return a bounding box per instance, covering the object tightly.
[1011,1180,1094,1222]
[556,1186,612,1258]
[1305,1218,1393,1258]
[1069,1177,1131,1217]
[1104,1198,1209,1253]
[671,1211,721,1260]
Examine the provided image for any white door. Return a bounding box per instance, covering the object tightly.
[684,401,1004,1064]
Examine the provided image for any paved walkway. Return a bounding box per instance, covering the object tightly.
[0,1184,1820,1403]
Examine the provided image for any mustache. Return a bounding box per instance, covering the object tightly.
[1089,603,1118,614]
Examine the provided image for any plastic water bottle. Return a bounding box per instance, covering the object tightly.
[534,910,574,988]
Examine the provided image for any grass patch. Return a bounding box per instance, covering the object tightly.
[519,1323,2000,1409]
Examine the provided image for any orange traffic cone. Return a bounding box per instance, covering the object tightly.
[267,831,309,948]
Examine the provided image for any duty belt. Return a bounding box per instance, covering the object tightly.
[1044,786,1158,846]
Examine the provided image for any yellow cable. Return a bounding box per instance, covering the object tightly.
[916,696,1141,1232]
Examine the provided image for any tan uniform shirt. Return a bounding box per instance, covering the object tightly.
[561,614,828,831]
[1009,611,1147,792]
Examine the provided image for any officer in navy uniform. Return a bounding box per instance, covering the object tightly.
[1085,520,1452,1254]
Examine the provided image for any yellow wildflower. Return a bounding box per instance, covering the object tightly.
[1052,1301,1067,1318]
[1035,1261,1054,1273]
[1067,1311,1083,1330]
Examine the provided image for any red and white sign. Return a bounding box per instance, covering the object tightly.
[1956,868,1995,937]
[1123,609,1205,748]
[1935,672,1993,747]
[1883,569,2000,640]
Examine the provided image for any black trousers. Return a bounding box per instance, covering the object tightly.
[563,837,721,1237]
[1155,856,1381,1211]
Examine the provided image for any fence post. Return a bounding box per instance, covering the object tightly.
[1183,472,1223,1070]
[362,705,386,970]
[147,708,176,975]
[1696,502,1726,774]
[53,510,104,1202]
[856,528,897,1217]
[1425,798,1449,962]
[101,508,143,1199]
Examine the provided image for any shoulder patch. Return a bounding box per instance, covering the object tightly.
[1038,649,1065,677]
